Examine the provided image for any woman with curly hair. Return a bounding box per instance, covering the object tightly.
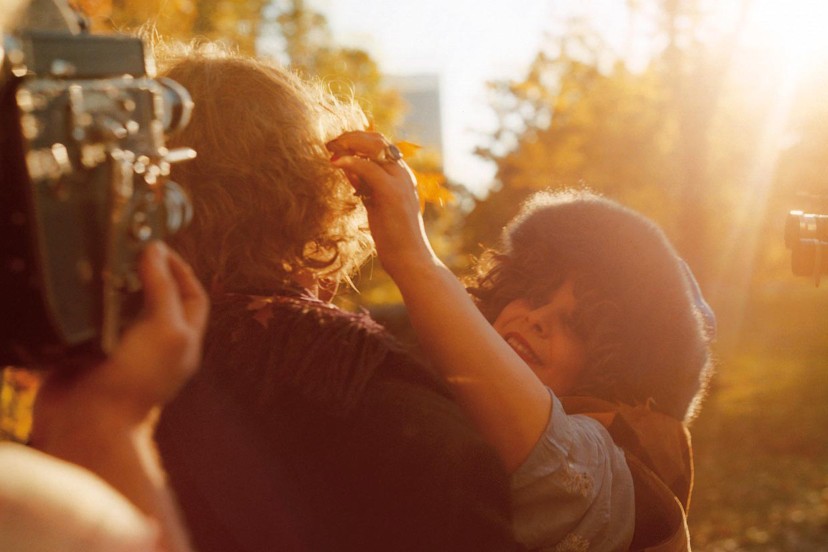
[327,131,716,551]
[150,47,515,552]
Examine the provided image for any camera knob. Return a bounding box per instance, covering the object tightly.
[130,211,153,242]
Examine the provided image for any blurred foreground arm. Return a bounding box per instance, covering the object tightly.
[30,242,209,552]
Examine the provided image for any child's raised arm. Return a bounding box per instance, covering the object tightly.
[328,131,550,471]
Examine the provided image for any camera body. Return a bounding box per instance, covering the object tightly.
[0,30,194,366]
[786,210,828,286]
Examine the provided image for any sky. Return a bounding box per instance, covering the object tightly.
[313,0,828,196]
[314,0,559,196]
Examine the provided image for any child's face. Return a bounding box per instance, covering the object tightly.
[492,279,586,396]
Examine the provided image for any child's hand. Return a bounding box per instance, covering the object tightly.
[327,131,435,276]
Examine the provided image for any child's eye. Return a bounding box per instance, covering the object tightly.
[526,289,552,308]
[564,311,588,338]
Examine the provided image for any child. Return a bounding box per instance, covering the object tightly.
[328,130,715,551]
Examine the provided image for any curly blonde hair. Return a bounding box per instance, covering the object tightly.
[156,43,372,292]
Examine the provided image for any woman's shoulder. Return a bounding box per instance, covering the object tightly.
[203,290,447,415]
[212,287,404,332]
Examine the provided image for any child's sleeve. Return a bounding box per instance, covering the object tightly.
[510,392,635,551]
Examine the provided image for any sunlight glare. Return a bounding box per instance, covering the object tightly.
[709,1,827,339]
[745,1,828,75]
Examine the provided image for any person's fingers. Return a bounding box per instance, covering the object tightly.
[165,247,209,333]
[332,155,396,193]
[336,152,413,180]
[326,130,387,153]
[326,131,387,159]
[137,241,177,320]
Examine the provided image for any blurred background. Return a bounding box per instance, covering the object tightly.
[9,0,828,548]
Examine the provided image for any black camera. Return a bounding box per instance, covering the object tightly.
[785,210,828,286]
[0,28,195,367]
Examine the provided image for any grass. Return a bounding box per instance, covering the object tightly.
[689,287,828,551]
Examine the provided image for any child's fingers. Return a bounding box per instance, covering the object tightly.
[326,131,388,160]
[332,155,394,193]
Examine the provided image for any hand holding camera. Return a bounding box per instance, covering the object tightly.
[0,5,207,550]
[1,26,196,366]
[32,241,208,440]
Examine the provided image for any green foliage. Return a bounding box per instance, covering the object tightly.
[690,289,828,550]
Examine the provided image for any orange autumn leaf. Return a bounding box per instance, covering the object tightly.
[412,170,453,211]
[394,140,421,158]
[390,140,453,211]
[339,134,452,211]
[1,367,42,443]
[246,296,275,328]
[70,0,113,31]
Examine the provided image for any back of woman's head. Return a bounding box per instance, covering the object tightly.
[157,43,372,292]
[469,189,714,422]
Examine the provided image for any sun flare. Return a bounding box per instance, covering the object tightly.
[743,1,828,73]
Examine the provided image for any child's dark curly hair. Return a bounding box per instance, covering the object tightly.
[467,189,714,422]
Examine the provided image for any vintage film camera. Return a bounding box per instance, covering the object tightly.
[786,208,828,287]
[0,28,195,367]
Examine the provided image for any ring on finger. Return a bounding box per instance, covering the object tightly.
[375,143,404,164]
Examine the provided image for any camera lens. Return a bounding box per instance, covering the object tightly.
[156,77,194,135]
[790,240,828,278]
[786,211,828,278]
[162,180,193,235]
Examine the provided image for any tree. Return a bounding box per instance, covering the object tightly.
[466,1,756,287]
[468,24,680,252]
[259,0,403,132]
[72,0,199,39]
